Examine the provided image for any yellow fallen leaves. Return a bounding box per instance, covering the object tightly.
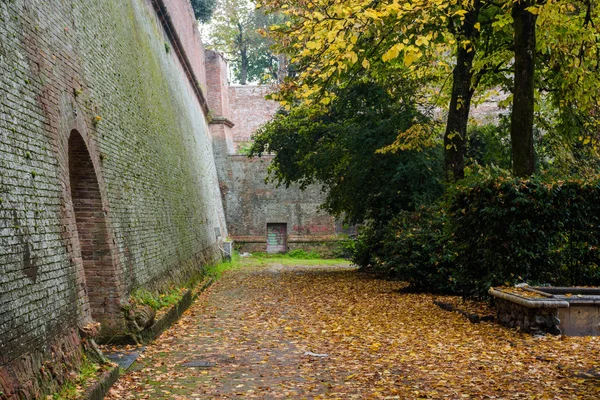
[107,261,600,399]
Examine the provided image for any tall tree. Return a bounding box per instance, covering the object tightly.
[262,0,600,178]
[204,0,283,84]
[532,1,600,176]
[510,0,539,176]
[261,0,505,181]
[444,0,482,180]
[250,81,444,225]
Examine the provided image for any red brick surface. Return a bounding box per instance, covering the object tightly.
[206,59,338,254]
[0,0,226,397]
[159,0,208,92]
[229,85,280,148]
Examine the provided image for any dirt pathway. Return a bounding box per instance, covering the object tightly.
[107,261,600,399]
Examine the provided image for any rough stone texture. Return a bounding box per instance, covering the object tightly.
[495,298,562,335]
[219,155,336,250]
[0,0,226,397]
[158,0,208,94]
[205,53,339,254]
[557,304,600,336]
[0,328,83,399]
[205,51,231,124]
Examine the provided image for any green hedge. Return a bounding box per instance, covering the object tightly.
[449,175,600,296]
[353,209,455,293]
[354,175,600,297]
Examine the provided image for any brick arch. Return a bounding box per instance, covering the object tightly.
[68,130,120,333]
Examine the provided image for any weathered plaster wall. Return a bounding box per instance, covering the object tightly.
[205,52,338,254]
[0,0,226,397]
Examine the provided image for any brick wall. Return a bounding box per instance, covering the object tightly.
[219,155,337,248]
[68,131,121,333]
[228,85,279,149]
[158,0,208,93]
[0,0,226,397]
[205,54,338,254]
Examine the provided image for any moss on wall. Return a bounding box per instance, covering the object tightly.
[0,0,227,396]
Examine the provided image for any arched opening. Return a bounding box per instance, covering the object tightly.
[68,130,120,333]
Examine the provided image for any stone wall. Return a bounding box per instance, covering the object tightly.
[219,155,337,253]
[0,0,226,397]
[205,51,339,254]
[494,299,561,335]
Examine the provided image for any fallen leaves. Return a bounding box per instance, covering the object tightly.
[106,261,600,399]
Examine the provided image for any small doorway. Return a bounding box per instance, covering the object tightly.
[266,223,287,254]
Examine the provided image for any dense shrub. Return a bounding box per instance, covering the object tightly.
[250,82,444,226]
[331,237,356,259]
[448,174,600,296]
[354,172,600,297]
[353,209,456,293]
[352,222,389,273]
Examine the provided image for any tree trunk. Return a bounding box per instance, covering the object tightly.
[277,53,288,83]
[444,47,475,181]
[240,46,248,85]
[443,1,480,181]
[511,1,537,177]
[236,22,248,85]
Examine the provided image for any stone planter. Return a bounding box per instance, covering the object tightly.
[489,286,600,336]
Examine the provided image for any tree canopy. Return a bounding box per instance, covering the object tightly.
[203,0,283,84]
[190,0,218,23]
[250,81,444,225]
[258,0,600,177]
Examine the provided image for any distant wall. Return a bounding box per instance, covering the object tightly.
[221,155,337,251]
[0,0,226,397]
[205,51,339,255]
[228,85,279,149]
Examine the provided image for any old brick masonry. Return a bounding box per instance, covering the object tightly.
[0,0,227,397]
[0,0,344,397]
[205,51,340,255]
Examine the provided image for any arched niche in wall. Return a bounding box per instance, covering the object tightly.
[68,130,120,333]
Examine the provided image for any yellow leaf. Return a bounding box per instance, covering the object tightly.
[362,58,370,69]
[382,47,398,62]
[403,50,421,67]
[415,35,429,46]
[348,51,358,64]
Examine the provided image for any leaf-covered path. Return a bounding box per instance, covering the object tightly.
[107,260,600,399]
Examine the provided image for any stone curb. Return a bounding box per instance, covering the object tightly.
[141,276,215,343]
[102,277,215,345]
[81,365,120,400]
[83,277,215,398]
[488,288,570,308]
